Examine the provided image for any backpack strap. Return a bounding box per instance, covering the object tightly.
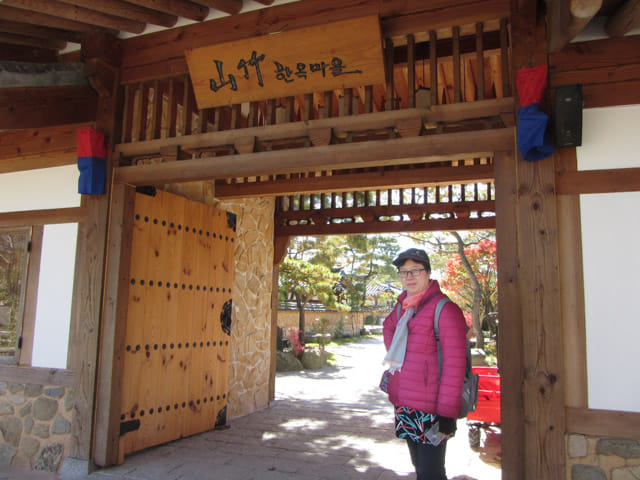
[434,297,451,379]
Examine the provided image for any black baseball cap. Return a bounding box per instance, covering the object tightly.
[392,248,431,270]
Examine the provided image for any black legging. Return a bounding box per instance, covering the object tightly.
[406,438,448,480]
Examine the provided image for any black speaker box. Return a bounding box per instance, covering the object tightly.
[554,84,583,147]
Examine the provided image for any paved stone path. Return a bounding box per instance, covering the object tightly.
[1,336,501,479]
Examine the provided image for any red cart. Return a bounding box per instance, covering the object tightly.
[467,366,501,448]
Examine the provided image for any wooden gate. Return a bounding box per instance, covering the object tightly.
[117,188,236,456]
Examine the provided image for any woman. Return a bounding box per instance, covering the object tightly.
[382,248,467,480]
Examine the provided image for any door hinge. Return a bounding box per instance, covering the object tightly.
[18,336,23,349]
[27,241,32,252]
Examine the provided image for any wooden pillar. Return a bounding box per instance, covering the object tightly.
[65,32,122,471]
[269,236,290,402]
[509,1,565,478]
[494,149,524,480]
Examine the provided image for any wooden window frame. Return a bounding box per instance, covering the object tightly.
[0,206,87,367]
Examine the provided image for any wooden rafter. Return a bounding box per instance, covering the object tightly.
[58,0,178,28]
[0,18,84,44]
[605,0,640,37]
[0,4,114,34]
[547,0,603,53]
[191,0,242,15]
[1,0,147,34]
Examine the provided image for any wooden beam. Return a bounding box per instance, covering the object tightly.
[494,149,524,480]
[66,34,122,466]
[556,167,640,194]
[0,18,84,43]
[0,31,66,50]
[0,207,88,227]
[115,99,515,157]
[549,36,640,84]
[215,164,494,198]
[278,200,495,222]
[122,0,208,21]
[0,41,58,63]
[0,365,75,387]
[0,122,91,163]
[547,0,603,53]
[114,128,514,185]
[510,0,565,478]
[0,86,98,129]
[382,0,509,41]
[18,225,42,366]
[92,183,136,467]
[275,215,496,236]
[1,0,146,34]
[581,79,640,108]
[549,36,640,108]
[191,0,242,14]
[605,0,640,37]
[58,0,178,28]
[555,148,587,409]
[566,407,640,440]
[0,5,115,35]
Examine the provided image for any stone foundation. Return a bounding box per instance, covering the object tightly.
[0,380,73,472]
[567,434,640,479]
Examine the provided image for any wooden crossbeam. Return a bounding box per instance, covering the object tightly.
[275,214,496,236]
[114,127,513,185]
[605,0,640,37]
[0,86,98,129]
[215,163,494,198]
[0,207,88,227]
[547,0,603,53]
[277,200,495,222]
[556,167,640,194]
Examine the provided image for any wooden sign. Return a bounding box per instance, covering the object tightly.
[185,15,385,109]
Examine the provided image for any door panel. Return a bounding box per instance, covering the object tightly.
[118,189,236,455]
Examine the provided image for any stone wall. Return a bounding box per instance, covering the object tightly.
[0,380,73,472]
[214,197,275,419]
[567,434,640,479]
[277,310,372,337]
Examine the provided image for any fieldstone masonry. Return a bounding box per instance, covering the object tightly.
[568,434,640,480]
[214,197,275,419]
[0,381,73,472]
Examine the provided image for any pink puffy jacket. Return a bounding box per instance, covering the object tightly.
[383,281,467,419]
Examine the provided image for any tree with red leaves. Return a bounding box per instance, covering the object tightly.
[440,233,497,350]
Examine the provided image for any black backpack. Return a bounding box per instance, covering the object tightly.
[433,297,479,418]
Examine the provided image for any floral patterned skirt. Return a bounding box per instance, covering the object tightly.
[394,406,438,445]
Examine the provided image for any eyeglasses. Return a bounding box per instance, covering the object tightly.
[398,269,425,278]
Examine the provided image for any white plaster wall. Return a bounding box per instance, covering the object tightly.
[578,104,640,412]
[0,164,81,212]
[0,165,79,368]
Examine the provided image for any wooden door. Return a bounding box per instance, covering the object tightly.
[118,188,236,456]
